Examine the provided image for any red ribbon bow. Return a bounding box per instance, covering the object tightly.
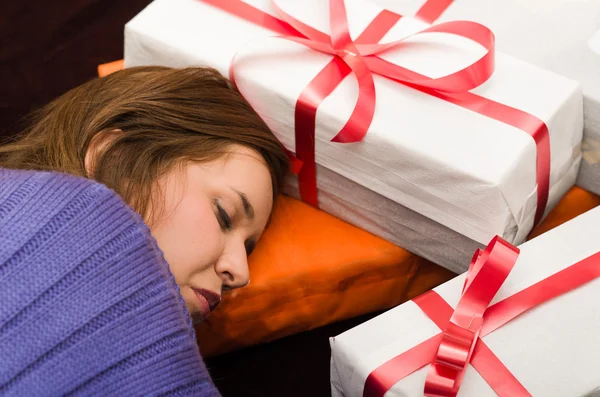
[424,237,518,397]
[200,0,551,224]
[364,236,600,397]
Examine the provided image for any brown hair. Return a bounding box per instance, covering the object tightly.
[0,66,288,221]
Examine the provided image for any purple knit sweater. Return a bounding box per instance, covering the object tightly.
[0,168,220,396]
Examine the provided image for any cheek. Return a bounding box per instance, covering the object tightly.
[150,195,223,284]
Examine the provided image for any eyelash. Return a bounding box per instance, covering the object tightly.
[215,200,233,231]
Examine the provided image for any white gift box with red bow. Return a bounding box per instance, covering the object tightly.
[124,0,583,272]
[330,205,600,397]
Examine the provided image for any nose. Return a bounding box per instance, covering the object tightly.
[215,238,250,290]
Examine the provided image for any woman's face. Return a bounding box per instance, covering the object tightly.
[148,145,273,323]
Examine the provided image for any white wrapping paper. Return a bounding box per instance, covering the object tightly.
[373,0,600,195]
[330,206,600,397]
[124,0,583,272]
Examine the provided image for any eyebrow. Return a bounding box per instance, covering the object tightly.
[235,189,255,220]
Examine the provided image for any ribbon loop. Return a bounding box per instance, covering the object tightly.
[437,322,478,370]
[424,237,518,397]
[339,49,358,57]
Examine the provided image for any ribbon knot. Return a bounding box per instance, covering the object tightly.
[271,0,497,136]
[423,237,519,397]
[426,321,480,397]
[437,322,478,370]
[340,49,358,57]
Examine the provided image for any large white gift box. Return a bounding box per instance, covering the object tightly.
[374,0,600,196]
[124,0,583,273]
[330,205,600,397]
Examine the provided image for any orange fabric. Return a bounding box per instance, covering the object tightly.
[528,186,600,240]
[195,195,454,356]
[197,187,600,357]
[97,60,124,77]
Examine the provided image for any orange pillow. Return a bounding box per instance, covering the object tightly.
[195,195,455,356]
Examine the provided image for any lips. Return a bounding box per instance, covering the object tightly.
[191,288,221,318]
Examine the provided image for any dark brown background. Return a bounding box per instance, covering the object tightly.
[0,2,385,395]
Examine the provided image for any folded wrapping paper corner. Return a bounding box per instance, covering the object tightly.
[582,137,600,165]
[331,205,600,397]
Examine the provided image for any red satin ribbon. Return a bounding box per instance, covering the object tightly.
[199,0,550,224]
[423,237,520,397]
[363,238,600,397]
[416,0,455,24]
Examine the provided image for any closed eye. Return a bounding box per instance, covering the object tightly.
[215,200,233,231]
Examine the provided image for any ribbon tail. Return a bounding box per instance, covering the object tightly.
[482,250,600,336]
[532,124,551,225]
[327,0,377,144]
[413,290,453,329]
[295,58,351,206]
[330,54,377,143]
[415,0,455,24]
[354,10,403,44]
[284,148,303,175]
[471,341,532,397]
[361,19,496,94]
[418,89,551,228]
[363,334,443,397]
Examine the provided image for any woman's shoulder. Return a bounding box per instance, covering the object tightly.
[0,168,141,239]
[0,168,175,308]
[0,168,219,396]
[0,168,178,322]
[0,167,121,206]
[0,168,126,220]
[0,168,151,257]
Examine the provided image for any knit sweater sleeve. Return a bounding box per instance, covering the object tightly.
[0,169,221,397]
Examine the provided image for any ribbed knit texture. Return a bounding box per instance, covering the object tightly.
[0,168,220,397]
